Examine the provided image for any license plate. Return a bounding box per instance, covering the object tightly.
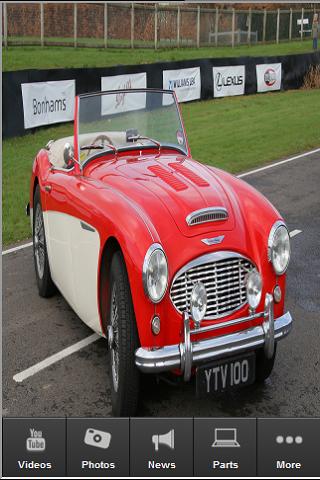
[196,352,255,396]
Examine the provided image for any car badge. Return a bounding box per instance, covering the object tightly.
[201,235,225,246]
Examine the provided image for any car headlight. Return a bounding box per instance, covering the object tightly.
[246,269,262,310]
[268,221,291,275]
[190,281,207,325]
[143,244,168,303]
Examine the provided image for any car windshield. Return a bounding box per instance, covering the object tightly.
[77,89,188,164]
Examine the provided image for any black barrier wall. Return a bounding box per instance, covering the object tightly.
[3,52,320,139]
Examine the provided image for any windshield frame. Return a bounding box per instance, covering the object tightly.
[74,88,190,168]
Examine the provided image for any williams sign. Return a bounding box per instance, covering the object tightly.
[163,67,201,103]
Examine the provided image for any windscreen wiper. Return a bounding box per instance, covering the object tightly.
[80,144,117,154]
[126,133,161,152]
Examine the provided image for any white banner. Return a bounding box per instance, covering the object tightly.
[256,63,282,93]
[101,72,147,115]
[21,80,75,129]
[163,67,201,103]
[212,65,245,98]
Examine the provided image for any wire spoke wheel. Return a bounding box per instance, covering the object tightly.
[32,185,56,298]
[107,251,140,416]
[34,203,45,279]
[110,284,120,393]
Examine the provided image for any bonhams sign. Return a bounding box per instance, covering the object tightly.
[212,66,245,98]
[256,63,282,93]
[101,72,147,115]
[21,80,75,129]
[163,67,201,103]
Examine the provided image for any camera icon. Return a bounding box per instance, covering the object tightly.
[84,428,111,450]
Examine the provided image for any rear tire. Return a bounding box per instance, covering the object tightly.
[33,185,56,297]
[255,344,277,382]
[107,251,140,416]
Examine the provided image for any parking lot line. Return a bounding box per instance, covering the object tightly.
[289,229,302,238]
[2,242,33,255]
[238,147,320,179]
[13,333,100,383]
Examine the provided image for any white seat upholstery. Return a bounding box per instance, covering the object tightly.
[48,131,127,168]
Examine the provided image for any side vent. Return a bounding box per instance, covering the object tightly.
[186,207,228,226]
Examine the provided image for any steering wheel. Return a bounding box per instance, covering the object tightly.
[86,134,114,157]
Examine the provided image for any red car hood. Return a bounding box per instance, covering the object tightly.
[88,153,237,238]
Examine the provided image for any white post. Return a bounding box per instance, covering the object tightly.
[289,8,292,41]
[177,5,180,47]
[40,3,44,47]
[104,2,108,48]
[215,6,219,46]
[263,9,267,43]
[247,8,252,45]
[196,5,200,48]
[131,2,134,49]
[301,7,304,41]
[74,3,77,48]
[154,4,158,50]
[276,8,280,44]
[3,2,8,48]
[232,8,235,48]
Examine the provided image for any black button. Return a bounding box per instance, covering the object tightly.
[194,417,256,476]
[130,418,193,476]
[66,418,129,476]
[3,417,66,477]
[257,418,320,477]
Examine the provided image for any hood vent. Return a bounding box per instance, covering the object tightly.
[186,207,228,226]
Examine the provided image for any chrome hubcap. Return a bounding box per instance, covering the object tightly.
[110,285,119,392]
[34,204,45,279]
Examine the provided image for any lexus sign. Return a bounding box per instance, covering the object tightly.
[212,66,245,98]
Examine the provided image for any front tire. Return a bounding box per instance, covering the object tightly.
[255,344,277,382]
[107,251,140,416]
[33,185,56,297]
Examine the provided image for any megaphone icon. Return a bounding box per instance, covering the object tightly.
[152,429,175,451]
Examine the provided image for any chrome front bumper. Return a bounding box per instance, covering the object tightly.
[135,293,293,381]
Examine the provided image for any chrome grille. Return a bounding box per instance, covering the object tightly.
[170,252,254,320]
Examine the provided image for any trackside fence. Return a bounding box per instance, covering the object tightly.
[2,3,318,49]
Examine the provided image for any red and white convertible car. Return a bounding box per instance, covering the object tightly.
[28,89,293,416]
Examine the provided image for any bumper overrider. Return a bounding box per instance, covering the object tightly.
[135,293,293,381]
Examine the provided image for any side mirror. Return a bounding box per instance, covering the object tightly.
[63,142,75,168]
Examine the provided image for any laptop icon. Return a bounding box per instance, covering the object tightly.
[211,428,240,447]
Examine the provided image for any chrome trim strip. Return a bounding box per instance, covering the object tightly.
[50,165,75,173]
[189,311,264,335]
[180,312,192,381]
[80,221,95,232]
[263,293,275,358]
[135,311,293,374]
[186,207,228,226]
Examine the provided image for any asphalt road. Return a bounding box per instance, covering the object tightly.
[3,151,320,418]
